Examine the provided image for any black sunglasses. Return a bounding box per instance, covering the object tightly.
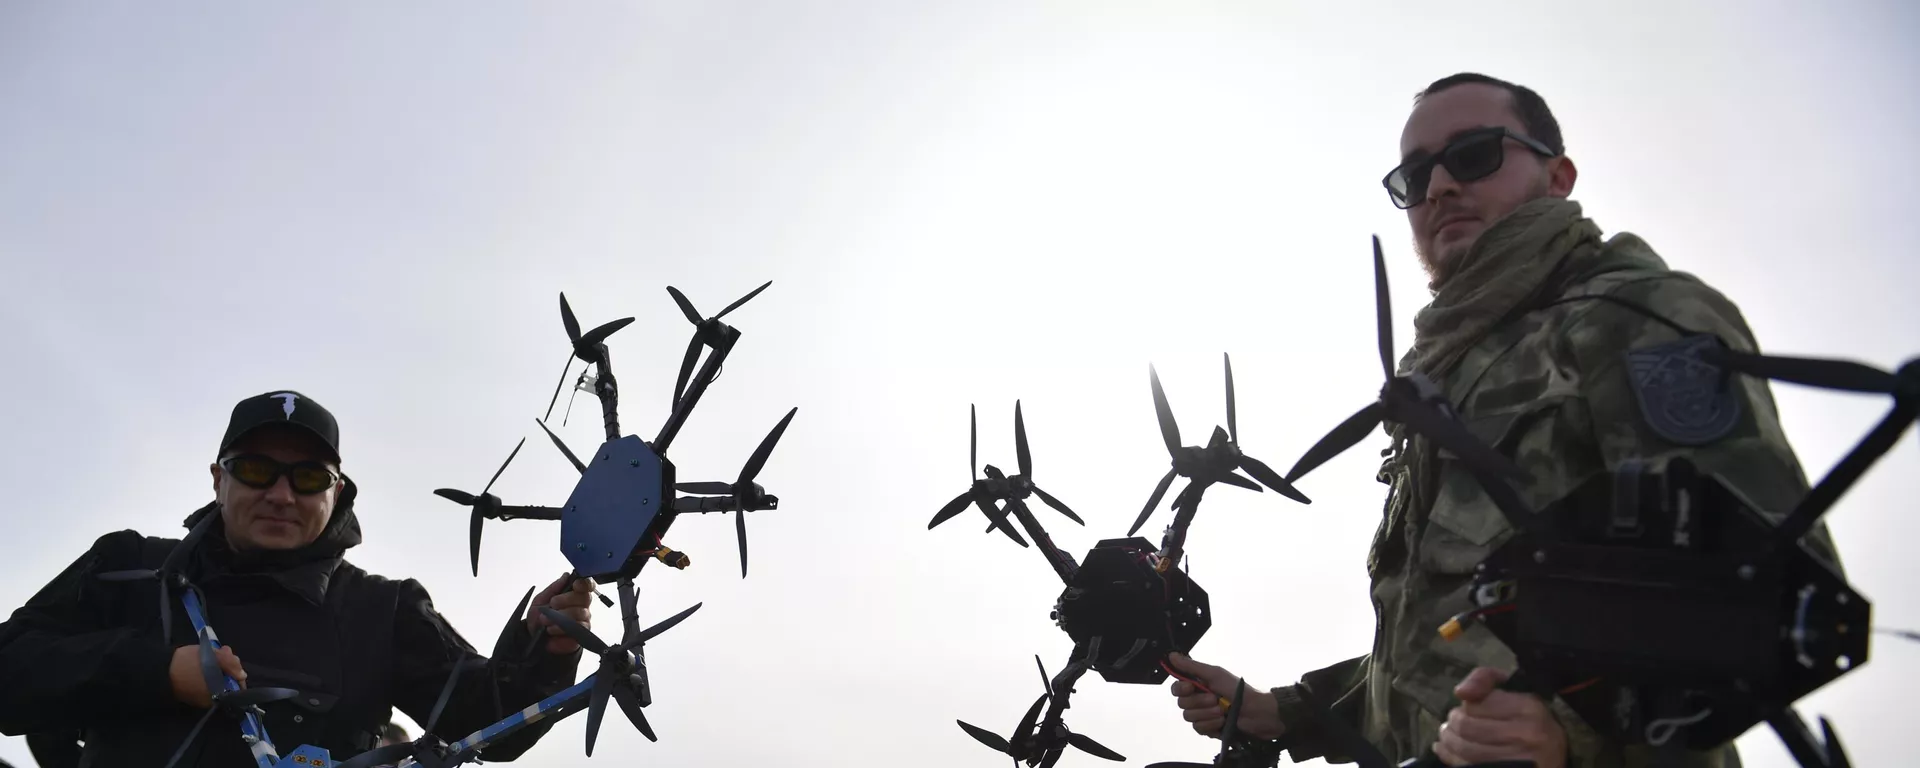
[1382,126,1556,209]
[220,454,339,495]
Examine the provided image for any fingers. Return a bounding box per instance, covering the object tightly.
[1445,706,1524,747]
[1452,666,1509,704]
[1170,679,1197,697]
[215,646,248,685]
[1459,690,1535,721]
[1166,652,1234,692]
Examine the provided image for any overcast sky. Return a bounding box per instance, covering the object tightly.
[2,2,1916,767]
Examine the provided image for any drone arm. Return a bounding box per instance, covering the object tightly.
[1006,500,1079,583]
[654,325,741,455]
[387,578,581,762]
[0,530,187,734]
[495,505,566,521]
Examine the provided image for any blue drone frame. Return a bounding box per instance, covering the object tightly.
[101,282,796,768]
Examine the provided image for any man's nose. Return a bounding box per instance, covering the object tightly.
[265,475,297,503]
[1424,163,1463,205]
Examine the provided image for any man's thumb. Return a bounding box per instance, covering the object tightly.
[1168,652,1215,678]
[1452,666,1507,703]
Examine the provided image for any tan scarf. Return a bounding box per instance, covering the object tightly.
[1398,196,1605,383]
[1387,196,1668,529]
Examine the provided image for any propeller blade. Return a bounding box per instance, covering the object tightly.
[583,667,616,756]
[1709,348,1901,395]
[1030,485,1084,525]
[673,335,702,406]
[636,602,704,644]
[425,659,487,735]
[611,683,657,742]
[665,286,703,325]
[930,491,973,529]
[579,317,635,350]
[716,280,773,318]
[1224,353,1237,444]
[1390,395,1532,484]
[535,419,588,475]
[1239,455,1311,504]
[1035,654,1052,695]
[1149,365,1182,454]
[735,501,749,578]
[560,293,583,344]
[1069,733,1126,762]
[1015,400,1032,479]
[1372,235,1395,379]
[1129,469,1178,536]
[740,407,798,484]
[543,351,574,423]
[1219,471,1262,492]
[970,404,979,481]
[1284,402,1384,483]
[537,607,610,655]
[1012,692,1050,750]
[677,481,735,495]
[434,488,477,506]
[975,496,1029,547]
[957,720,1011,753]
[469,508,483,577]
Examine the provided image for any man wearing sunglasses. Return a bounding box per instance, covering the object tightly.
[0,390,597,767]
[1164,73,1842,767]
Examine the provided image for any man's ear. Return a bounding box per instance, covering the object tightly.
[1547,155,1578,198]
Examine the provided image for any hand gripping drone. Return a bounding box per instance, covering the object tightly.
[99,282,797,768]
[929,360,1312,767]
[1276,237,1916,768]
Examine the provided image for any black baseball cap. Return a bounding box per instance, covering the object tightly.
[218,390,341,462]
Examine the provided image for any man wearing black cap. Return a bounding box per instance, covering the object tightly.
[0,390,597,767]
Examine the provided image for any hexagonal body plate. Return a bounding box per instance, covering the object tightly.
[560,435,667,580]
[1054,537,1210,684]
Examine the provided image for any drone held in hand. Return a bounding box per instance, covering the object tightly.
[929,359,1312,767]
[99,282,798,768]
[1272,237,1918,768]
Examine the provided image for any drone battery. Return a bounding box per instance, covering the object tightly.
[1054,537,1211,684]
[1477,457,1870,749]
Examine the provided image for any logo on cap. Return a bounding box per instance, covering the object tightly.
[272,392,300,418]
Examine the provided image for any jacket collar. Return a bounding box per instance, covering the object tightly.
[179,477,365,606]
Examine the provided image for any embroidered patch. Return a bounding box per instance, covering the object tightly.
[1625,334,1743,446]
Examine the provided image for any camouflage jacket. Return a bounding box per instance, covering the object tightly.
[1267,251,1844,766]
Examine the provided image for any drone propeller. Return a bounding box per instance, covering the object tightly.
[433,437,527,577]
[1128,356,1311,537]
[666,280,772,408]
[543,293,637,423]
[957,655,1123,767]
[1694,348,1919,549]
[332,656,492,768]
[539,589,702,755]
[1010,400,1084,526]
[674,406,798,578]
[928,404,1029,547]
[1283,236,1532,489]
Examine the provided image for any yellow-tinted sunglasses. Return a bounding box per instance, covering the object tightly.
[220,455,339,495]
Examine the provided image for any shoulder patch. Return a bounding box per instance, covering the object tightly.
[1625,334,1743,445]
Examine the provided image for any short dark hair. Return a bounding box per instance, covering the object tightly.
[1417,72,1564,156]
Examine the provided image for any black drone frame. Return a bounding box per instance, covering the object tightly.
[928,359,1312,767]
[1274,236,1916,768]
[96,282,798,768]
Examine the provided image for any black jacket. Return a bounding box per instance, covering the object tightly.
[0,480,582,767]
